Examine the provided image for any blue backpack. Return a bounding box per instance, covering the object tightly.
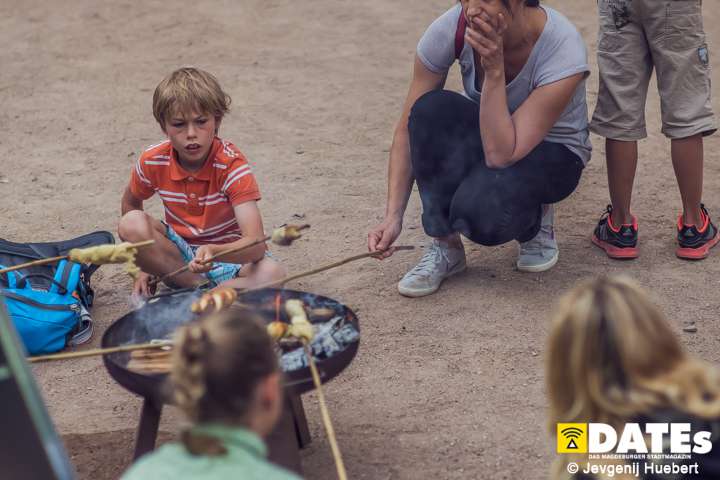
[0,260,88,355]
[0,231,113,355]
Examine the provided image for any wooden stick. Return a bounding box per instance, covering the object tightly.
[0,240,156,275]
[304,344,348,480]
[151,225,311,288]
[240,245,415,293]
[0,255,67,275]
[117,239,156,249]
[28,341,173,363]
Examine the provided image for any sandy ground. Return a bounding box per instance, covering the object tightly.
[2,1,720,479]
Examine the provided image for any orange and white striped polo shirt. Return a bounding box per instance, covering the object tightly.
[129,137,261,246]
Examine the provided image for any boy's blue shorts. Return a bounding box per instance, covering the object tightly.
[165,224,242,286]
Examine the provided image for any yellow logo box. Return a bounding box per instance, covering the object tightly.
[557,423,588,453]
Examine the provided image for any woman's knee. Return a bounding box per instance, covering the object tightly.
[544,160,584,204]
[409,91,481,178]
[409,90,469,134]
[408,90,479,138]
[118,210,155,242]
[409,90,448,123]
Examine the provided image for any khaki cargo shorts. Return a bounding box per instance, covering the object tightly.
[591,0,716,140]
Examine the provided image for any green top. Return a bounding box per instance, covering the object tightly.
[121,424,302,480]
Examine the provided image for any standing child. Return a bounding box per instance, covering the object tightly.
[119,67,285,296]
[591,0,717,260]
[121,310,300,480]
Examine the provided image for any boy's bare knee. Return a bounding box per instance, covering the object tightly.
[118,210,154,242]
[259,258,286,283]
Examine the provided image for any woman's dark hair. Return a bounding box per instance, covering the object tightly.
[460,1,541,11]
[501,0,540,8]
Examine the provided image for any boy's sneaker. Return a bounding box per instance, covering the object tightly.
[517,205,559,272]
[397,239,466,297]
[591,205,639,259]
[676,204,720,260]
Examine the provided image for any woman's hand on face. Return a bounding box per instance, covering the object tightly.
[465,11,508,79]
[367,217,402,259]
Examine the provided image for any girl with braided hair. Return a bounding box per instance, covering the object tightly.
[122,310,300,480]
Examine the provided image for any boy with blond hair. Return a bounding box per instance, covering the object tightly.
[591,0,718,260]
[119,67,285,296]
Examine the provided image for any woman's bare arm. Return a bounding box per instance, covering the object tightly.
[368,56,447,255]
[465,12,584,169]
[386,55,447,221]
[480,73,584,168]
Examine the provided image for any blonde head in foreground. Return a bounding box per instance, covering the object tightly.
[546,276,720,479]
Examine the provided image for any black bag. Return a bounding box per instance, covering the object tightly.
[0,231,115,353]
[0,231,114,306]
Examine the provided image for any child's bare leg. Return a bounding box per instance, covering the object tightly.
[118,210,205,288]
[671,134,704,226]
[606,138,638,225]
[219,256,287,290]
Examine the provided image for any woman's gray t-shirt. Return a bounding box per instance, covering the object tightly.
[417,4,592,165]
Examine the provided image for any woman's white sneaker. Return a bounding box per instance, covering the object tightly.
[398,239,466,297]
[517,205,559,273]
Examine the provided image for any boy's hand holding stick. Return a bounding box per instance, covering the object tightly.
[150,224,310,288]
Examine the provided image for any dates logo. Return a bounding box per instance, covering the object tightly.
[557,423,713,455]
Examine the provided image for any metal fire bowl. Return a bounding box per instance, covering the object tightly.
[101,288,360,403]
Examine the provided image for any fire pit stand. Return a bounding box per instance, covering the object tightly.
[131,390,311,473]
[102,288,359,475]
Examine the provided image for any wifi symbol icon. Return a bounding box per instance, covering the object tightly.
[557,424,588,453]
[562,428,583,449]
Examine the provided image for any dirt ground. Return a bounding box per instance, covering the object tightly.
[2,1,720,479]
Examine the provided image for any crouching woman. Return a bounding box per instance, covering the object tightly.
[368,0,591,297]
[122,311,300,480]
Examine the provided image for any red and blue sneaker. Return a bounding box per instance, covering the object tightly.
[591,205,639,259]
[676,204,719,260]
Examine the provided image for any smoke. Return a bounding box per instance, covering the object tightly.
[128,293,146,310]
[108,289,360,374]
[108,291,201,364]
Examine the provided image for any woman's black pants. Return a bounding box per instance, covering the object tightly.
[408,90,585,246]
